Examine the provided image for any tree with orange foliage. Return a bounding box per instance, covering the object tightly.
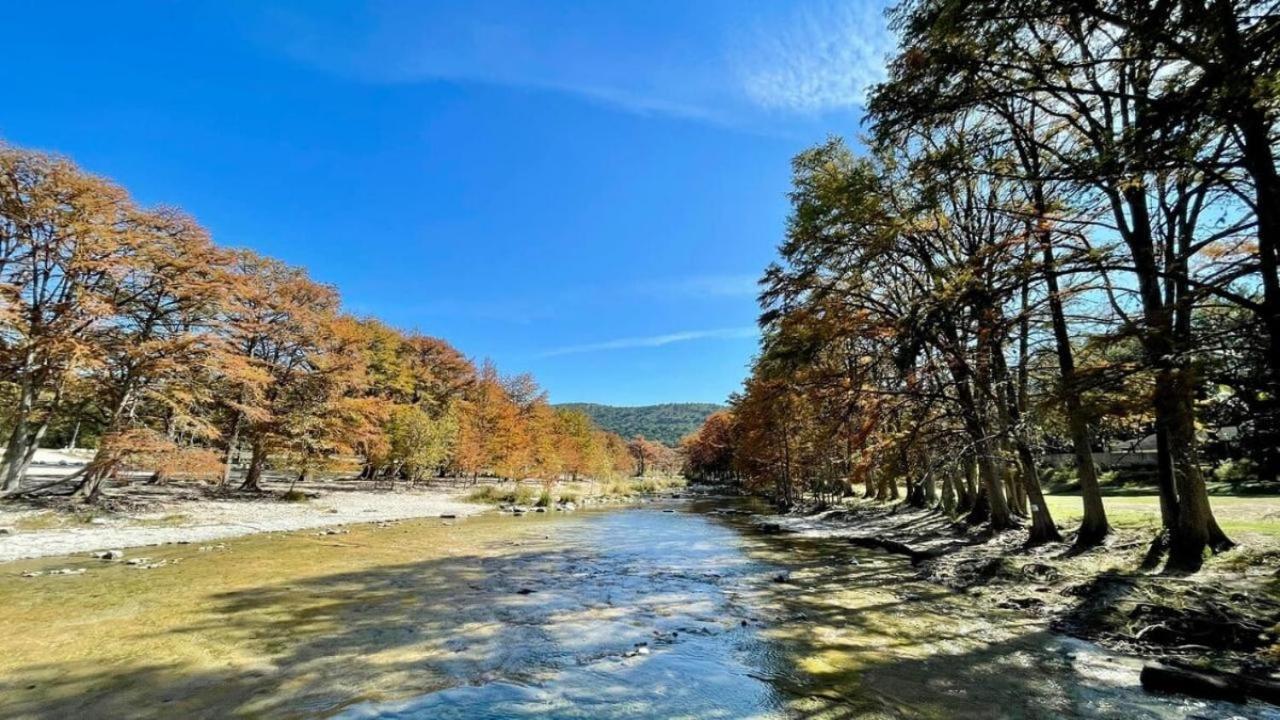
[216,252,347,491]
[681,410,736,483]
[454,361,522,481]
[0,145,139,493]
[71,208,232,498]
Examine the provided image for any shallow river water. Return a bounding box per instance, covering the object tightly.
[1,499,1274,719]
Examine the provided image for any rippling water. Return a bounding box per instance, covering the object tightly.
[4,499,1274,719]
[337,506,789,719]
[333,502,1276,720]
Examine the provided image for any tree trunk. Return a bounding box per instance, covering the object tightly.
[73,468,107,501]
[1158,365,1233,569]
[955,456,976,513]
[0,363,38,493]
[941,472,957,515]
[1033,212,1110,545]
[1223,26,1280,480]
[972,437,1009,529]
[220,413,243,486]
[3,416,53,495]
[240,443,266,492]
[1117,182,1229,567]
[994,341,1059,543]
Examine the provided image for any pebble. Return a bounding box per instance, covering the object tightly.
[35,568,85,577]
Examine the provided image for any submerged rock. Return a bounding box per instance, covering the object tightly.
[1140,662,1247,703]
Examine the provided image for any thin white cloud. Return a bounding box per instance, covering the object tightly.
[256,1,893,127]
[735,1,894,113]
[347,296,552,325]
[539,326,757,357]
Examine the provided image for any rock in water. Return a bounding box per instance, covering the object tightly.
[1140,662,1246,704]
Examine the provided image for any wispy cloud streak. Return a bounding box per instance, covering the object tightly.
[539,326,757,357]
[260,1,893,127]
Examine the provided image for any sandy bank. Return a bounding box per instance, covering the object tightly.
[0,483,488,562]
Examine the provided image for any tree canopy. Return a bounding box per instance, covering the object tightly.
[0,143,637,499]
[685,0,1279,571]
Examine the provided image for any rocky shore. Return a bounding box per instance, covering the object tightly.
[752,499,1280,708]
[0,482,487,563]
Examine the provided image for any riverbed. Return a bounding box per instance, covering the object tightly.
[0,500,1272,719]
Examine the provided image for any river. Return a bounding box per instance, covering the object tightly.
[0,499,1272,719]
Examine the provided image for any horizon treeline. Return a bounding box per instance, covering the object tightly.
[684,0,1279,570]
[0,143,641,499]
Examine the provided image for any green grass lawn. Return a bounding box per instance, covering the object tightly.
[1043,494,1280,539]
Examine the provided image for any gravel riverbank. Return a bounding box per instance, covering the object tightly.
[0,484,488,562]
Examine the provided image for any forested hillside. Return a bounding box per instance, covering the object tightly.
[556,403,723,446]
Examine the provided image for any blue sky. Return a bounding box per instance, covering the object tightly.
[2,0,891,405]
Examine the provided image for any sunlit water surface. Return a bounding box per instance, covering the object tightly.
[3,499,1276,719]
[336,502,1276,720]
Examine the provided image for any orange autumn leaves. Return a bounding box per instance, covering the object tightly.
[0,143,635,497]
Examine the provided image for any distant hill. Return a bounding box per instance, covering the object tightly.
[556,403,724,446]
